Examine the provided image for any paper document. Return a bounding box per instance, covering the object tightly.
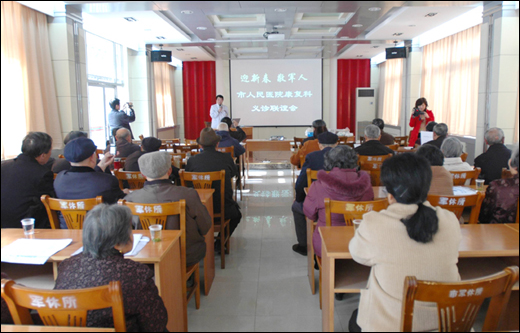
[420,131,434,144]
[70,234,149,257]
[1,239,72,265]
[453,186,477,195]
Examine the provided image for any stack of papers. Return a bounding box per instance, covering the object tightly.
[1,239,72,265]
[71,234,149,257]
[453,186,477,195]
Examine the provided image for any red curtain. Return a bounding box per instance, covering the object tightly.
[182,61,216,139]
[337,59,371,134]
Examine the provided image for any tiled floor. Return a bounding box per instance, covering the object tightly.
[187,168,356,332]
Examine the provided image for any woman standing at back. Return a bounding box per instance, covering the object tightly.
[348,153,461,332]
[409,97,435,147]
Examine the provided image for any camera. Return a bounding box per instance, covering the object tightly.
[412,107,424,118]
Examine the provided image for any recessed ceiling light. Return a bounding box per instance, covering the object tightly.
[196,26,207,30]
[274,8,287,12]
[181,10,193,14]
[326,50,331,53]
[352,24,363,28]
[215,45,221,48]
[340,36,350,39]
[372,46,379,48]
[356,55,363,57]
[156,36,166,40]
[333,43,340,46]
[124,17,136,22]
[176,48,184,51]
[207,38,215,41]
[368,7,381,11]
[190,57,197,59]
[425,13,438,17]
[409,25,416,27]
[274,25,285,29]
[392,32,403,36]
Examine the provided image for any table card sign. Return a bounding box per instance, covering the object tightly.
[1,239,72,265]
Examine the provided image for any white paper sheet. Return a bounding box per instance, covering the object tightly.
[70,234,149,257]
[453,186,477,195]
[420,131,434,144]
[1,239,72,265]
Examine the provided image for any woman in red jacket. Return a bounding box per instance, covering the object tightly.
[409,97,435,147]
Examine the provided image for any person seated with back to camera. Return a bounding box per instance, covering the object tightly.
[304,145,374,258]
[54,204,167,331]
[371,118,394,146]
[479,146,519,224]
[348,153,461,332]
[355,125,395,156]
[124,151,212,266]
[115,128,140,158]
[440,137,473,172]
[290,119,328,168]
[215,123,246,159]
[423,123,448,149]
[416,144,454,196]
[221,117,247,142]
[291,132,339,256]
[474,127,512,185]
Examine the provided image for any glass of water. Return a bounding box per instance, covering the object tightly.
[149,224,163,242]
[21,218,35,236]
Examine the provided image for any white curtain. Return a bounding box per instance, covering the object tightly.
[378,59,403,126]
[153,62,176,128]
[421,25,481,137]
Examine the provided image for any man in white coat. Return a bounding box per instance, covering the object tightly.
[210,95,229,129]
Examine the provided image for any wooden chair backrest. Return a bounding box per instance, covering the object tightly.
[1,279,126,332]
[358,154,392,186]
[179,170,226,222]
[174,144,199,154]
[53,173,58,180]
[139,134,144,141]
[394,136,409,147]
[293,137,305,150]
[40,195,103,229]
[58,154,64,159]
[300,155,306,169]
[185,139,198,145]
[216,146,234,158]
[449,168,481,185]
[169,152,186,168]
[337,136,355,144]
[306,169,330,190]
[132,140,141,145]
[324,198,389,226]
[460,152,468,162]
[516,198,519,224]
[358,154,392,166]
[502,167,513,179]
[118,200,187,268]
[427,192,485,224]
[359,136,366,144]
[400,266,519,332]
[113,170,146,190]
[95,149,105,158]
[160,139,180,150]
[385,144,399,151]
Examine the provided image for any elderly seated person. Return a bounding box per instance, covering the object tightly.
[124,151,212,266]
[441,137,472,171]
[355,125,395,156]
[1,132,54,229]
[479,146,519,223]
[424,123,448,149]
[115,128,140,158]
[215,123,245,158]
[291,119,328,167]
[416,145,453,195]
[221,117,246,142]
[348,153,461,332]
[372,118,394,145]
[303,145,373,258]
[474,127,512,184]
[54,204,167,331]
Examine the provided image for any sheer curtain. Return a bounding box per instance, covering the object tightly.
[378,59,403,126]
[1,1,63,159]
[421,25,481,137]
[153,62,176,128]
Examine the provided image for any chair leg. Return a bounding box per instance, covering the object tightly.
[319,262,322,310]
[195,265,201,309]
[220,230,226,269]
[225,222,230,255]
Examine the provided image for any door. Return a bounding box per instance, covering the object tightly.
[88,85,115,148]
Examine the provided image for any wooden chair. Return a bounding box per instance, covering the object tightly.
[359,136,366,144]
[40,195,103,229]
[113,170,146,190]
[394,136,408,147]
[502,167,513,179]
[358,154,393,186]
[1,279,126,332]
[385,144,399,151]
[169,152,187,169]
[216,146,239,200]
[400,266,519,332]
[118,199,200,309]
[460,152,468,162]
[293,137,305,150]
[185,139,198,145]
[160,139,181,151]
[449,167,481,185]
[174,144,199,154]
[338,136,355,144]
[53,173,58,180]
[179,170,231,269]
[427,192,485,224]
[58,154,64,159]
[516,198,519,224]
[314,198,389,308]
[139,134,144,141]
[95,149,105,158]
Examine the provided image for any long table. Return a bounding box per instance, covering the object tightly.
[1,229,186,332]
[319,224,520,332]
[245,140,292,176]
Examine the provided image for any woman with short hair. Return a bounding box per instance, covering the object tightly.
[303,145,373,257]
[348,153,461,332]
[479,146,519,223]
[416,144,453,195]
[290,119,329,167]
[54,204,167,332]
[441,137,473,171]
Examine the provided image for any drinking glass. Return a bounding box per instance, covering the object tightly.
[21,218,35,236]
[353,219,362,231]
[149,224,163,242]
[475,179,485,191]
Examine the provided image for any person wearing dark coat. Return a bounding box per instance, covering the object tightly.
[474,127,512,185]
[1,132,55,229]
[108,98,135,139]
[215,123,246,158]
[54,137,127,228]
[54,204,168,332]
[186,128,242,244]
[355,125,395,156]
[115,128,140,158]
[221,117,247,142]
[372,118,395,146]
[124,151,212,266]
[423,123,448,149]
[291,132,338,256]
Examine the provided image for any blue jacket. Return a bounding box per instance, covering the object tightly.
[216,131,246,158]
[295,147,332,203]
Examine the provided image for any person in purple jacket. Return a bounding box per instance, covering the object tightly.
[303,145,374,258]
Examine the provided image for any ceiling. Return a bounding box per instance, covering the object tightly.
[64,1,483,62]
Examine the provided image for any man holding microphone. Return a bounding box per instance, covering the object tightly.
[210,95,229,129]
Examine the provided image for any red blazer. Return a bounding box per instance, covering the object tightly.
[408,109,434,147]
